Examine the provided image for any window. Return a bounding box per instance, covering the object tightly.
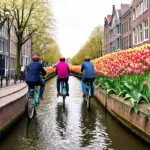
[133,28,137,45]
[127,20,129,32]
[140,2,143,15]
[129,18,131,30]
[133,9,136,21]
[117,38,119,49]
[144,19,149,40]
[129,35,132,48]
[139,24,143,43]
[143,0,149,12]
[135,6,140,18]
[117,25,120,34]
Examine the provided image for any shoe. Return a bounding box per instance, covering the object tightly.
[83,93,86,97]
[57,93,61,97]
[39,97,44,101]
[66,93,69,96]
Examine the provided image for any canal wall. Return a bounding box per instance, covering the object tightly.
[71,73,150,144]
[0,73,56,137]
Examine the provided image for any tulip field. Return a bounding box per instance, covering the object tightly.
[70,44,150,112]
[44,67,56,73]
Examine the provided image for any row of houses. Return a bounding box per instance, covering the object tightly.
[0,22,31,77]
[104,0,150,54]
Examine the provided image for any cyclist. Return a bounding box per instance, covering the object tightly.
[81,56,96,98]
[25,55,46,101]
[56,57,70,97]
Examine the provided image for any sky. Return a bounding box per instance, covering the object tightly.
[50,0,131,58]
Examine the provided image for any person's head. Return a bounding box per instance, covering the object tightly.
[32,55,40,62]
[84,56,90,61]
[60,57,65,62]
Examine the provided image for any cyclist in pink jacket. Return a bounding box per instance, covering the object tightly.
[56,57,70,97]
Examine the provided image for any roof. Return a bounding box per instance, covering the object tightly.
[121,4,130,16]
[107,15,112,22]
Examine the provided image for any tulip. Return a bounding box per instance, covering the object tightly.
[142,66,149,71]
[143,81,148,86]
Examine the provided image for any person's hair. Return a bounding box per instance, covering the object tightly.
[60,57,65,61]
[84,56,90,61]
[32,55,40,61]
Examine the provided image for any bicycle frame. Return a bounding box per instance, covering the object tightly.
[26,86,39,119]
[60,81,66,97]
[85,79,92,110]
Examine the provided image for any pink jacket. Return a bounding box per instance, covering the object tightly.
[56,62,69,78]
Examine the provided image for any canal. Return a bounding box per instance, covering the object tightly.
[0,77,149,150]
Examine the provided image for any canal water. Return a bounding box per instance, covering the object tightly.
[0,77,149,150]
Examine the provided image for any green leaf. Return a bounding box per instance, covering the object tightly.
[124,94,132,100]
[118,90,127,97]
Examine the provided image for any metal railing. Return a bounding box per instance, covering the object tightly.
[0,73,25,88]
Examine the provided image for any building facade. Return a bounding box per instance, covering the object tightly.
[104,4,130,54]
[104,15,112,54]
[10,26,17,76]
[0,22,8,76]
[122,6,132,50]
[0,22,32,77]
[104,0,150,54]
[109,6,122,52]
[132,0,150,47]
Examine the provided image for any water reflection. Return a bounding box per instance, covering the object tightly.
[56,102,68,139]
[80,101,97,147]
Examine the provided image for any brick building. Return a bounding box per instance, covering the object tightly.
[122,6,132,50]
[104,15,112,54]
[131,0,150,47]
[104,4,130,54]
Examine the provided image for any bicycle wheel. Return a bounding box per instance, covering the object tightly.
[86,90,90,110]
[26,92,35,119]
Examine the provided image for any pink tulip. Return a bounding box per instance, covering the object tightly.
[142,66,149,71]
[143,81,148,86]
[147,61,150,67]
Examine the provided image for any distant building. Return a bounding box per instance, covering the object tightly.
[104,15,112,54]
[122,4,132,50]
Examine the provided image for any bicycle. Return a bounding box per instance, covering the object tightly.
[60,80,67,105]
[25,86,39,120]
[84,79,92,111]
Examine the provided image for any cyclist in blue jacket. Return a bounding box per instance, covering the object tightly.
[81,56,96,98]
[25,55,46,101]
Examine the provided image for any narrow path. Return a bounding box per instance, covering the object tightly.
[0,77,149,150]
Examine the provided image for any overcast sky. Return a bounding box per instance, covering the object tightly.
[50,0,131,58]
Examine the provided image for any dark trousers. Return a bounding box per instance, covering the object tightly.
[81,77,95,97]
[26,78,45,98]
[57,77,69,94]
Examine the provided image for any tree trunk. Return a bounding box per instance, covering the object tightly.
[16,42,22,76]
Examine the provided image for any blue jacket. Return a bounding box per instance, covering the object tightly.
[81,61,96,78]
[25,61,46,83]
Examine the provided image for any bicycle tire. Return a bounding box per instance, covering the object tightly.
[86,89,90,110]
[26,93,35,119]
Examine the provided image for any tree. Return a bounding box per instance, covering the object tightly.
[70,25,104,65]
[0,0,54,75]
